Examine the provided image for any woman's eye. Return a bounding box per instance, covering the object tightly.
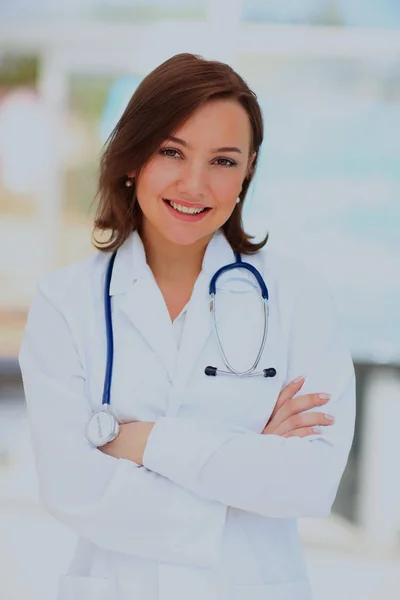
[214,157,237,168]
[159,148,236,168]
[160,148,181,159]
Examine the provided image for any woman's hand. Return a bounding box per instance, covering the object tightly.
[100,421,155,465]
[262,377,334,438]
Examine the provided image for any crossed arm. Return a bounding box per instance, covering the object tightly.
[100,374,335,465]
[101,368,352,520]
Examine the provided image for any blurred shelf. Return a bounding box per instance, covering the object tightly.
[0,309,27,362]
[0,21,400,60]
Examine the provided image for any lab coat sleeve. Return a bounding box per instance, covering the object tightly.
[143,271,356,518]
[18,283,227,567]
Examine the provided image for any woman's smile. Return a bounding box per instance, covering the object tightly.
[163,198,212,222]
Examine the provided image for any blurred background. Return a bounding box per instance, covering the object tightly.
[0,1,400,599]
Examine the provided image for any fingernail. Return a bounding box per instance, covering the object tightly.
[325,414,335,422]
[319,393,331,400]
[294,376,304,383]
[313,426,322,433]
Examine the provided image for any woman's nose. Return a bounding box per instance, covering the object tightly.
[177,160,208,197]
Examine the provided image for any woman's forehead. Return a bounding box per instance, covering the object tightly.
[171,99,252,150]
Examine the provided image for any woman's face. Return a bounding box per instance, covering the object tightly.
[131,98,256,248]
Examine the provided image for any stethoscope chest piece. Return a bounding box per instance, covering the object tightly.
[86,406,120,447]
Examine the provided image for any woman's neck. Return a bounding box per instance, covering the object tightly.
[139,223,211,284]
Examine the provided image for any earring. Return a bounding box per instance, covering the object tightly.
[236,197,241,204]
[125,178,133,188]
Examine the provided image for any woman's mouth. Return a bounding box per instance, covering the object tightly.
[163,199,211,222]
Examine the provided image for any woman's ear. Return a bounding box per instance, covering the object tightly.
[246,152,256,180]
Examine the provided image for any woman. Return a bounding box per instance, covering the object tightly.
[19,53,355,600]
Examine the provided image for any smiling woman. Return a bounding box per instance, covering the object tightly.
[19,52,355,600]
[93,52,266,256]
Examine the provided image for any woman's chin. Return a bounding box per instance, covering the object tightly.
[154,218,210,246]
[162,229,211,247]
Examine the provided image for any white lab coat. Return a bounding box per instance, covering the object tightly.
[19,229,355,600]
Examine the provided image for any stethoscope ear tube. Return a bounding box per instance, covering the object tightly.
[207,252,275,378]
[209,252,269,299]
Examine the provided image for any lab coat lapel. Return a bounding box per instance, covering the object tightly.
[116,280,177,380]
[109,232,178,381]
[174,232,235,391]
[173,269,212,390]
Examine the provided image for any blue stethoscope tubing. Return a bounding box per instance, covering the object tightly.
[102,250,117,407]
[86,249,276,446]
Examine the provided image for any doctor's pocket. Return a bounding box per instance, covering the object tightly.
[57,574,117,600]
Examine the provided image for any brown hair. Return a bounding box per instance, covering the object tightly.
[93,52,268,254]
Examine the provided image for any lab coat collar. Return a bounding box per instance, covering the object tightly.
[201,229,236,276]
[109,231,152,296]
[109,229,236,296]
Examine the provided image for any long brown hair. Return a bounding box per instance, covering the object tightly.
[93,52,268,254]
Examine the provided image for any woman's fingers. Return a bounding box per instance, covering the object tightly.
[283,427,323,438]
[269,376,305,420]
[273,411,335,436]
[263,376,333,437]
[272,392,331,428]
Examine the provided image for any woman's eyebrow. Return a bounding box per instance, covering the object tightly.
[166,135,242,154]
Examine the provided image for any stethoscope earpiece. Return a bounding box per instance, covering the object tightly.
[205,366,218,377]
[263,368,277,378]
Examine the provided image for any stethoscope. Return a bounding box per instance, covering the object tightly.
[86,249,276,447]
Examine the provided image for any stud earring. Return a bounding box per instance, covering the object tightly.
[236,197,241,204]
[125,178,133,188]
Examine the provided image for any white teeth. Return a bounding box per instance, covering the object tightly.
[169,201,206,215]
